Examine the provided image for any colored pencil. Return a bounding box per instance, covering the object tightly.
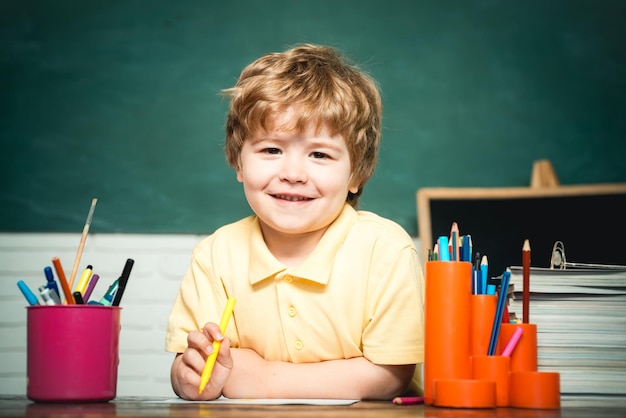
[392,396,424,405]
[438,236,450,261]
[501,326,524,357]
[461,234,472,263]
[450,222,459,261]
[52,257,74,304]
[522,239,531,323]
[488,268,511,355]
[198,298,236,394]
[480,255,488,295]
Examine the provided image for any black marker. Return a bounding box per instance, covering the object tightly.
[112,258,134,307]
[73,291,85,305]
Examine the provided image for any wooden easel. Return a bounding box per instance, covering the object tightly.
[530,159,560,188]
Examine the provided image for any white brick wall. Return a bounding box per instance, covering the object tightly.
[0,232,203,397]
[0,232,422,397]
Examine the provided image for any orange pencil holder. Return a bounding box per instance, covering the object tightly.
[424,261,472,405]
[498,323,537,372]
[470,295,499,357]
[472,355,510,407]
[510,371,561,409]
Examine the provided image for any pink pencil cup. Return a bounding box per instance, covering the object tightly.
[27,305,121,402]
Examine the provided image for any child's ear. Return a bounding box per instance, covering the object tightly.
[235,158,244,183]
[348,175,359,195]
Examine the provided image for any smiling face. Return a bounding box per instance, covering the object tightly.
[236,109,358,243]
[223,45,382,209]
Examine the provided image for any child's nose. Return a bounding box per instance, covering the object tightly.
[279,155,308,183]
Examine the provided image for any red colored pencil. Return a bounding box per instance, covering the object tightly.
[392,396,424,405]
[522,239,531,323]
[450,222,459,261]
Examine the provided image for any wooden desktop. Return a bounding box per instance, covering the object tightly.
[1,395,626,418]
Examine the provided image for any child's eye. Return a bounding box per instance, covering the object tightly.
[263,148,281,155]
[311,151,329,159]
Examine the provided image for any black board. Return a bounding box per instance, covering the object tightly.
[417,185,626,275]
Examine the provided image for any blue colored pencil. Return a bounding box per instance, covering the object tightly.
[487,268,511,355]
[438,236,450,261]
[480,255,488,295]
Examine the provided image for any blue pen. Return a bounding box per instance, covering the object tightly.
[437,236,451,261]
[44,266,60,300]
[17,280,40,306]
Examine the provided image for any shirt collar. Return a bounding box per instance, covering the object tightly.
[247,204,357,285]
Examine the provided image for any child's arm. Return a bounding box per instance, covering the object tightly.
[223,347,415,400]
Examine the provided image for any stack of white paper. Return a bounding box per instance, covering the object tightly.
[508,266,626,402]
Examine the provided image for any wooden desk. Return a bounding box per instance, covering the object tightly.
[1,396,625,418]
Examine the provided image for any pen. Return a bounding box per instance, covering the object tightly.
[83,273,100,302]
[99,279,119,306]
[74,264,93,295]
[198,297,236,394]
[43,266,60,300]
[17,280,40,306]
[52,257,74,305]
[392,396,424,405]
[73,291,85,304]
[39,285,60,305]
[112,258,134,307]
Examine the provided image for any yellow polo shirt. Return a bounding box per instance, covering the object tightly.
[165,204,424,369]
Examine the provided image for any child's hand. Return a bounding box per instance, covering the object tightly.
[171,322,233,400]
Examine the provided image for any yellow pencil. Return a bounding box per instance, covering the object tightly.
[198,297,236,394]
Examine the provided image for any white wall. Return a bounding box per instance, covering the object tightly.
[0,232,422,397]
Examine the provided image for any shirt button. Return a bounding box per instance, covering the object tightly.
[283,275,293,283]
[288,306,297,317]
[295,340,304,350]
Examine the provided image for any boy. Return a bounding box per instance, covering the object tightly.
[165,44,424,401]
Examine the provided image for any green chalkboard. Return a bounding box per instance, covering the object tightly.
[2,0,626,234]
